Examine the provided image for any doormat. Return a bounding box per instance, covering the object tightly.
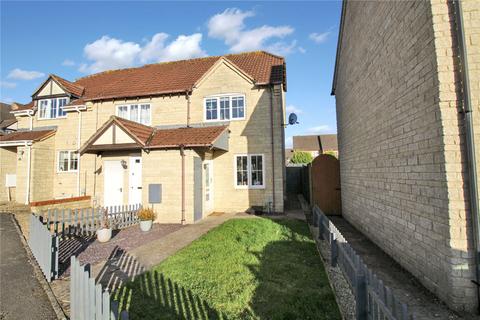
[209,212,225,217]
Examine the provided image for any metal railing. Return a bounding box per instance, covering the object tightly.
[313,206,416,320]
[70,256,128,320]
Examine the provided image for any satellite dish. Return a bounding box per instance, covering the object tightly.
[288,113,298,125]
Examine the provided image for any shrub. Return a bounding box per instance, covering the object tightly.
[290,151,314,164]
[138,208,156,221]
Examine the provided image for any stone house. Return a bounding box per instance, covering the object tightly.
[0,51,287,223]
[332,0,479,313]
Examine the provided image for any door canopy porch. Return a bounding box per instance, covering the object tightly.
[80,116,229,154]
[0,129,56,147]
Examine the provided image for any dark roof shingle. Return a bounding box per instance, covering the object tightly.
[0,129,55,142]
[293,134,338,152]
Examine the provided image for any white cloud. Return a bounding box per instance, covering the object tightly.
[286,105,303,114]
[307,125,331,134]
[7,68,45,80]
[298,46,306,54]
[62,59,75,67]
[0,81,17,89]
[79,36,141,73]
[80,33,207,73]
[208,8,295,55]
[140,33,206,63]
[309,31,331,44]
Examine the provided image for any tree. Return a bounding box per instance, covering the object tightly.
[290,151,314,164]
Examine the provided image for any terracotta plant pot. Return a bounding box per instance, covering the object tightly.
[97,228,112,242]
[140,220,153,232]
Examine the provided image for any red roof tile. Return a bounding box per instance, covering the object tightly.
[115,117,155,145]
[148,125,228,149]
[11,101,35,111]
[50,75,84,97]
[0,129,55,142]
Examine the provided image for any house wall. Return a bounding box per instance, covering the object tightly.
[13,59,286,218]
[335,0,478,312]
[0,147,17,202]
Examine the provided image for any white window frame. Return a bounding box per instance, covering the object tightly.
[37,97,69,120]
[204,93,246,122]
[57,150,79,173]
[234,154,265,189]
[116,103,151,125]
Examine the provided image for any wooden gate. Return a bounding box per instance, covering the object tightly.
[311,154,341,215]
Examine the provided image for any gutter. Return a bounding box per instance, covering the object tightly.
[25,141,32,205]
[75,106,84,196]
[453,0,480,312]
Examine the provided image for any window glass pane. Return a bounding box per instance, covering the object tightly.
[70,152,78,171]
[219,97,230,120]
[231,96,245,119]
[236,156,248,186]
[140,104,150,124]
[59,151,69,171]
[118,106,128,119]
[251,155,263,186]
[39,100,49,119]
[206,99,217,120]
[58,98,67,117]
[50,98,57,118]
[130,105,139,122]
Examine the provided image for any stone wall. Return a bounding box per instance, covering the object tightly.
[334,0,478,312]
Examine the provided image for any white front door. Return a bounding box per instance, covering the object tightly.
[104,160,124,207]
[129,156,142,205]
[204,160,213,213]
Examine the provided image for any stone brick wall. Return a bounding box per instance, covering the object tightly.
[0,147,17,202]
[335,0,478,312]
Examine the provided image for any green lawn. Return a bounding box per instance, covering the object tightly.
[114,218,341,320]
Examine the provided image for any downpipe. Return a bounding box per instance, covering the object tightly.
[453,0,480,312]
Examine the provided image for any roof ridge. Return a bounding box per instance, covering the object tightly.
[73,51,284,83]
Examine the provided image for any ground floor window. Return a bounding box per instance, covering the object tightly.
[234,154,265,188]
[58,151,78,172]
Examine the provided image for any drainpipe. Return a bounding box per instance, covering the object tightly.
[453,0,480,311]
[76,107,82,196]
[180,145,186,224]
[25,141,31,205]
[28,110,33,130]
[269,85,276,214]
[186,91,191,128]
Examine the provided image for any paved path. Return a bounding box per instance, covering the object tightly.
[0,214,57,320]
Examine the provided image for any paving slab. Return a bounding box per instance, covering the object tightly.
[0,214,57,320]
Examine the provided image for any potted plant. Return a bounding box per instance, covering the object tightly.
[96,208,112,242]
[138,208,156,232]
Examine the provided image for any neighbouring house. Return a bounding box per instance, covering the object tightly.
[292,134,338,158]
[0,102,17,135]
[0,51,287,222]
[332,0,479,313]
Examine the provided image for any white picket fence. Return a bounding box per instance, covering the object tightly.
[313,206,416,320]
[28,214,59,281]
[70,256,128,320]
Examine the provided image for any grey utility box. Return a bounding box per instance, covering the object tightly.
[148,184,162,204]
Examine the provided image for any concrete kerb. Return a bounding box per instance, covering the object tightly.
[10,213,67,320]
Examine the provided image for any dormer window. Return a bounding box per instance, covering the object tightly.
[38,97,69,119]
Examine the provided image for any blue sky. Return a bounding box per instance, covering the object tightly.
[0,1,341,147]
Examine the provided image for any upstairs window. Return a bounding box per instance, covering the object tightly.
[234,154,265,189]
[38,97,69,119]
[204,94,245,121]
[116,104,151,125]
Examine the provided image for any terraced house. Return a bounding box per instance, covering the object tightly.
[0,51,287,223]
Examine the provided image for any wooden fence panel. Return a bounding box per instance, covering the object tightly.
[28,214,59,282]
[70,256,129,320]
[313,206,415,320]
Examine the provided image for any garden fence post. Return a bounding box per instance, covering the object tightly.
[355,274,367,320]
[330,232,338,267]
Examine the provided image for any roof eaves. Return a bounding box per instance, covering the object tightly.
[331,0,348,96]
